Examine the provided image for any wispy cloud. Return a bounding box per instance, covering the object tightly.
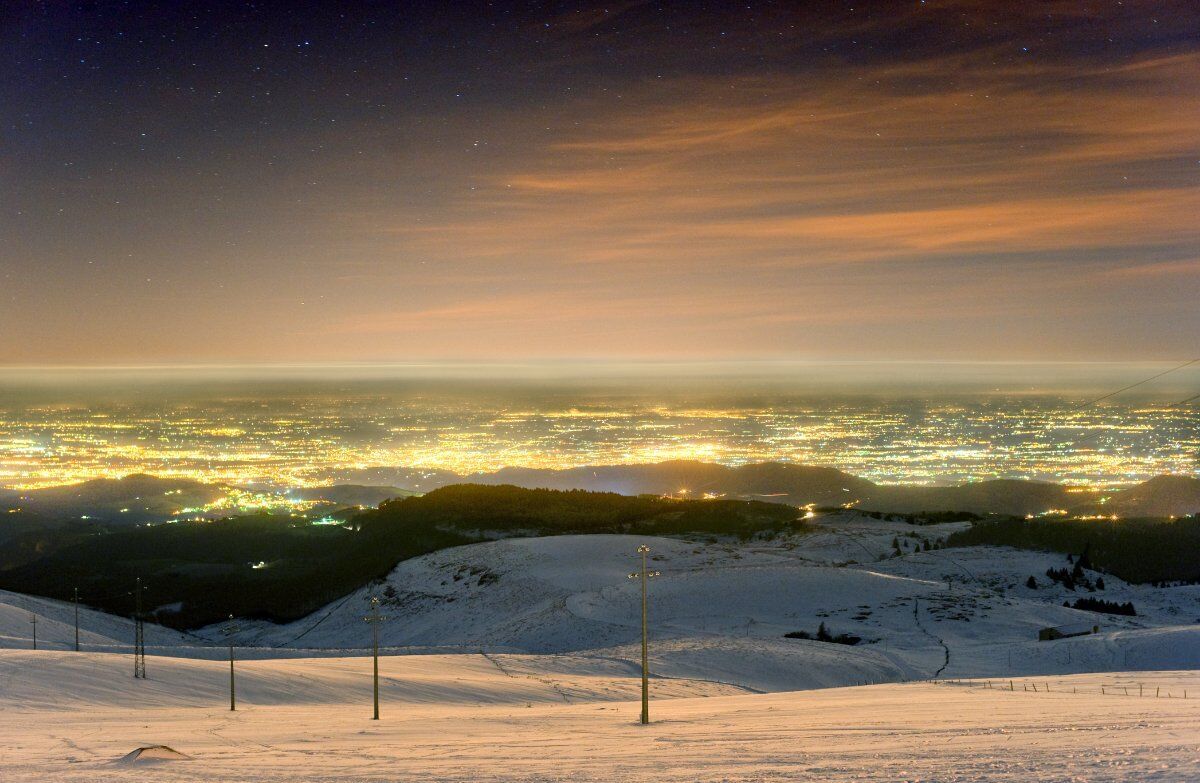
[6,1,1197,363]
[322,41,1198,360]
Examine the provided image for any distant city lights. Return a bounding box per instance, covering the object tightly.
[0,392,1196,492]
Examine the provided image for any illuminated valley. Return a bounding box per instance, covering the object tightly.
[0,384,1195,492]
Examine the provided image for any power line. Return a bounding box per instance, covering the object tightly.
[1069,359,1198,411]
[1165,390,1200,409]
[1062,362,1200,452]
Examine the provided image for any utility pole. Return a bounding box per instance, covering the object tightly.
[223,615,240,711]
[133,577,146,679]
[364,597,387,720]
[628,544,660,725]
[30,612,37,650]
[73,588,80,652]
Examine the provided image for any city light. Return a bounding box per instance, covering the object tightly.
[1,394,1195,494]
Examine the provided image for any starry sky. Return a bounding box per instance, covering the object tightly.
[2,1,1198,366]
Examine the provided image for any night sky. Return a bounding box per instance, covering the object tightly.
[3,1,1198,365]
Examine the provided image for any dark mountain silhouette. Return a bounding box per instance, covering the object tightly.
[1101,475,1200,517]
[3,463,1197,526]
[6,474,226,523]
[290,484,415,507]
[455,461,1198,518]
[470,461,875,509]
[865,479,1076,517]
[327,467,463,493]
[2,476,412,525]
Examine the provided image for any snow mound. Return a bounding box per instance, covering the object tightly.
[116,745,191,764]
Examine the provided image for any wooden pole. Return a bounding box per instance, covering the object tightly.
[640,545,649,725]
[364,597,386,720]
[628,545,659,725]
[373,612,380,720]
[225,615,238,711]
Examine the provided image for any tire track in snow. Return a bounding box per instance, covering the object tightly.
[281,591,362,647]
[480,650,574,704]
[913,597,951,678]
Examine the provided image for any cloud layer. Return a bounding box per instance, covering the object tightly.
[2,1,1197,363]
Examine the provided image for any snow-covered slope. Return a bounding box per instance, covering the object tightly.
[0,589,197,652]
[5,510,1197,691]
[4,511,1200,781]
[185,513,1200,692]
[2,649,1198,782]
[0,649,742,711]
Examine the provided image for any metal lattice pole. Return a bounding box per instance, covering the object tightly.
[223,615,240,711]
[364,597,387,720]
[628,544,660,725]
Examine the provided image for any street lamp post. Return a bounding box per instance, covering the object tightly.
[364,597,387,720]
[222,615,240,711]
[628,544,661,725]
[30,613,37,650]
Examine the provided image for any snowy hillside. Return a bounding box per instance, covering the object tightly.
[4,510,1199,781]
[0,589,197,652]
[4,510,1197,691]
[188,512,1200,692]
[1,649,1197,782]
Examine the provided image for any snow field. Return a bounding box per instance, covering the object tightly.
[1,650,1197,782]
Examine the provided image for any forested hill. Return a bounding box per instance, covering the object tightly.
[0,485,798,630]
[947,515,1200,584]
[355,484,799,538]
[342,461,1200,518]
